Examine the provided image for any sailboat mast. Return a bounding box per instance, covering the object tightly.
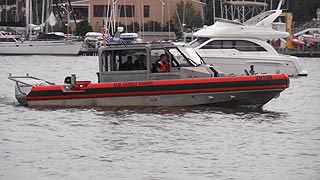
[168,0,171,39]
[41,0,45,32]
[212,0,215,23]
[29,0,33,34]
[26,0,29,34]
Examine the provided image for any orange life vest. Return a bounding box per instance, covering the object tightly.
[157,61,169,72]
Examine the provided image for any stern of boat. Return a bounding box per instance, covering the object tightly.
[8,74,55,106]
[14,82,29,106]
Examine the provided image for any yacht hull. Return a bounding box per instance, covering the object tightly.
[201,55,307,77]
[20,74,289,107]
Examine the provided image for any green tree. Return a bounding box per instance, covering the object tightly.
[288,0,320,25]
[143,21,162,32]
[203,0,223,25]
[126,22,140,33]
[174,0,203,32]
[77,19,92,36]
[163,20,178,33]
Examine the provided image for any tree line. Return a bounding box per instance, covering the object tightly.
[1,0,319,34]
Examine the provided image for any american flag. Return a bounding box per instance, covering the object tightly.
[101,27,111,42]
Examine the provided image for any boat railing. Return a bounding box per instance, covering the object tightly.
[8,73,55,87]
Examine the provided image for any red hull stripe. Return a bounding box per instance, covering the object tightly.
[30,74,289,92]
[27,84,288,101]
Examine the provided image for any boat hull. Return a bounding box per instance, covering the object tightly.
[0,41,82,55]
[26,89,283,107]
[21,74,289,107]
[201,55,307,77]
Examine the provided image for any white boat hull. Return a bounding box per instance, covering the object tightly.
[0,41,82,55]
[201,55,307,77]
[302,34,320,43]
[187,37,308,77]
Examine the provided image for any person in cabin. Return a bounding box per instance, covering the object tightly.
[121,56,134,70]
[155,54,170,73]
[133,54,147,70]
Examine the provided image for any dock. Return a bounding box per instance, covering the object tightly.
[79,47,98,56]
[277,48,320,57]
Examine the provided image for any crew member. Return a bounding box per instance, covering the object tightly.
[155,54,169,72]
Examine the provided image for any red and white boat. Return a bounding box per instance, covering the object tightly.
[8,43,289,107]
[302,34,320,43]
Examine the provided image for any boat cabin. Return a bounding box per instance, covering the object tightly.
[98,42,221,83]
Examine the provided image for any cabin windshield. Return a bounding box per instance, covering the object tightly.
[166,47,195,67]
[176,47,202,66]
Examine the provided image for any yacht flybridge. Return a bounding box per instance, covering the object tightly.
[187,9,308,77]
[8,42,289,108]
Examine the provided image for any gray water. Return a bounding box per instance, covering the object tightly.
[0,56,319,180]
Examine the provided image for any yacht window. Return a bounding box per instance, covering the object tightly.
[200,40,267,51]
[222,40,233,49]
[234,40,267,51]
[201,40,222,49]
[189,38,209,48]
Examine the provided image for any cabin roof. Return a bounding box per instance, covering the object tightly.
[99,42,176,51]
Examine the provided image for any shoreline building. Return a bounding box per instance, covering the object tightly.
[68,0,205,33]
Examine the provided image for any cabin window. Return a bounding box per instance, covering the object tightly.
[100,51,109,72]
[118,5,135,17]
[167,48,193,67]
[104,49,147,72]
[150,49,167,73]
[181,47,202,66]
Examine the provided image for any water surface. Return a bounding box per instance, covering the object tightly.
[0,56,319,180]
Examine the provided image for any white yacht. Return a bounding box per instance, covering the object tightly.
[0,32,82,56]
[187,9,308,77]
